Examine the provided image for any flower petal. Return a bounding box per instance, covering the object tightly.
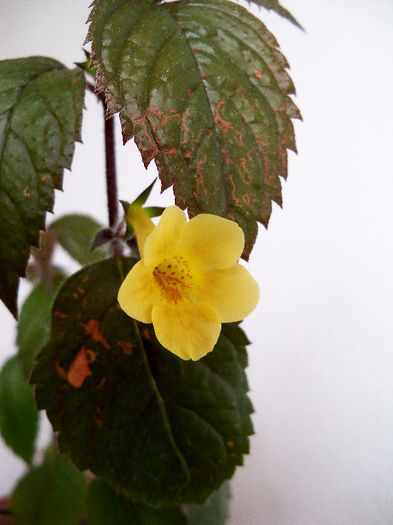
[200,264,260,323]
[118,261,153,323]
[180,214,244,270]
[151,302,221,361]
[143,206,187,269]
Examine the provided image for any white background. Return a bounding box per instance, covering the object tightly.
[1,1,393,524]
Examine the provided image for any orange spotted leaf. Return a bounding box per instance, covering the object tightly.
[30,258,253,506]
[87,0,301,258]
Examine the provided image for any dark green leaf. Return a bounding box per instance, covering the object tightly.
[10,449,87,525]
[31,258,253,506]
[87,0,300,259]
[87,478,187,525]
[245,0,303,29]
[133,178,157,207]
[0,57,84,316]
[50,214,107,265]
[0,356,38,463]
[91,227,114,251]
[17,281,62,379]
[187,482,230,525]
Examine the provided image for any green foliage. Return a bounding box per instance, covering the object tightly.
[0,1,301,520]
[187,483,231,525]
[31,258,253,506]
[10,449,87,525]
[245,0,303,29]
[50,214,107,265]
[17,282,61,379]
[0,356,38,463]
[121,179,165,238]
[0,57,85,316]
[87,478,187,525]
[87,0,300,259]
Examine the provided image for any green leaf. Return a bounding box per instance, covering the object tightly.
[120,200,165,238]
[75,49,99,77]
[87,0,300,259]
[133,178,157,207]
[31,258,253,506]
[0,356,38,463]
[50,214,107,265]
[17,281,62,379]
[186,482,230,525]
[0,57,85,316]
[91,227,114,251]
[244,0,303,29]
[87,478,187,525]
[10,449,87,525]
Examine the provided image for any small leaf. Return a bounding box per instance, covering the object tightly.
[87,0,300,259]
[133,179,157,207]
[75,49,98,77]
[10,449,87,525]
[121,200,165,238]
[91,228,114,251]
[50,214,107,265]
[31,258,253,506]
[0,57,85,316]
[186,482,230,525]
[0,356,38,463]
[87,478,187,525]
[244,0,303,29]
[17,281,62,379]
[144,206,165,218]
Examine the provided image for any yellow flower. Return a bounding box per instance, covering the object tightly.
[118,205,259,360]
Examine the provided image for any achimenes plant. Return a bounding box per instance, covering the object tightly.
[0,0,301,523]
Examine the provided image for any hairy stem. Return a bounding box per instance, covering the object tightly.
[103,105,118,229]
[87,82,122,256]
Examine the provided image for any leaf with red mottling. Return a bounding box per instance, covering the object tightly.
[30,258,253,506]
[87,0,300,258]
[0,57,84,316]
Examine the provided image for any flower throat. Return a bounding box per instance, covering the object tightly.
[153,256,192,303]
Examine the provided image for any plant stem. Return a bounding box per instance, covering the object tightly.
[87,81,122,256]
[103,104,118,229]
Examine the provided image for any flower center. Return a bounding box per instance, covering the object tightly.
[153,256,192,304]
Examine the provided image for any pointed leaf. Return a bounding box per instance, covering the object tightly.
[0,57,85,316]
[87,478,187,525]
[120,200,164,238]
[31,258,253,506]
[10,449,87,525]
[75,49,99,77]
[50,214,107,265]
[91,227,114,251]
[87,0,300,259]
[0,356,38,463]
[244,0,303,29]
[133,178,158,207]
[17,281,63,379]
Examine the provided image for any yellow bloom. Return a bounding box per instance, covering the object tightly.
[118,205,259,360]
